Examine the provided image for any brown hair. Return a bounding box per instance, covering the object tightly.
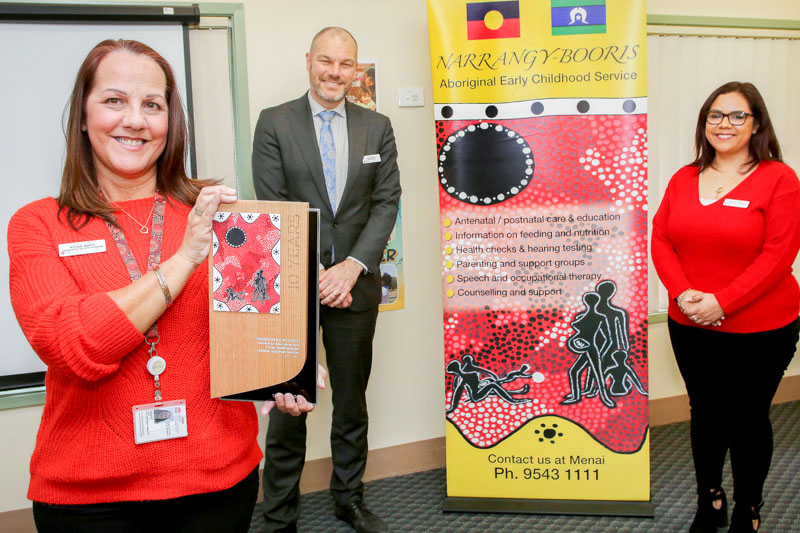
[691,81,782,171]
[58,39,214,229]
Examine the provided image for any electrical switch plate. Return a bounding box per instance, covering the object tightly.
[398,88,424,107]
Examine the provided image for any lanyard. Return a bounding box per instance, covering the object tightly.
[105,191,167,401]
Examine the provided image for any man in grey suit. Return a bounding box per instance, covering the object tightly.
[252,27,400,533]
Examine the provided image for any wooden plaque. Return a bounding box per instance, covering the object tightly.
[209,200,312,399]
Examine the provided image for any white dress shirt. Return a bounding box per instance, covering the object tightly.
[308,93,368,273]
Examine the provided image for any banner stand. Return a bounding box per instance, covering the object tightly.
[428,0,651,514]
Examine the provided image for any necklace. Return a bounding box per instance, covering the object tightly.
[704,168,745,199]
[714,179,737,198]
[111,196,156,234]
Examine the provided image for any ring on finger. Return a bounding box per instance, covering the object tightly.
[193,206,204,217]
[332,291,339,297]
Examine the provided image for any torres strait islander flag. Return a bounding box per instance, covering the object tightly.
[466,1,520,40]
[551,0,607,35]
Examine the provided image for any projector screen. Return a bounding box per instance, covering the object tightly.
[0,21,190,380]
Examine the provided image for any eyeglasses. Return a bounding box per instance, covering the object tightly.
[706,110,753,126]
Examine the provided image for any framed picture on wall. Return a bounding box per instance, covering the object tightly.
[347,61,377,111]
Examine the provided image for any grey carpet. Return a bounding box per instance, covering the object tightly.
[250,400,800,532]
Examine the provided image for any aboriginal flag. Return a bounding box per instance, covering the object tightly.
[466,1,520,40]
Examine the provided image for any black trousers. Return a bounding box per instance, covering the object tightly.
[262,304,380,532]
[668,318,798,505]
[32,466,259,533]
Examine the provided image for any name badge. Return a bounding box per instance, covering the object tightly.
[363,154,381,164]
[58,239,106,257]
[133,399,188,444]
[723,198,749,209]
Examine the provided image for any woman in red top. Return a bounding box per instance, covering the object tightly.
[7,39,315,533]
[652,82,800,533]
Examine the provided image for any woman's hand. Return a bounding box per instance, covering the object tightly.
[675,288,703,312]
[681,292,725,326]
[177,185,238,266]
[262,365,328,416]
[108,185,237,333]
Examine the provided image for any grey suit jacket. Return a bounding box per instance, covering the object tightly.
[252,93,401,311]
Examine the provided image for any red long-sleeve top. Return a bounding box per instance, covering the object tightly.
[8,195,262,505]
[651,161,800,333]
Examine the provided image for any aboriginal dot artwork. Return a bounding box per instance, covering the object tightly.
[212,212,281,314]
[439,114,649,454]
[439,123,534,206]
[535,423,564,444]
[225,226,247,247]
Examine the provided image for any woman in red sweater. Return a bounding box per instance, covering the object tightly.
[7,39,312,532]
[652,82,800,533]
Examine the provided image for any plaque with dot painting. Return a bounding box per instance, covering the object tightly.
[212,212,281,314]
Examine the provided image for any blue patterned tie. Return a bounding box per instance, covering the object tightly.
[318,111,337,214]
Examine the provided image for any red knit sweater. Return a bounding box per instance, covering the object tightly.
[652,161,800,333]
[8,196,262,505]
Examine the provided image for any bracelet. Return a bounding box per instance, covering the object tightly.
[153,266,172,306]
[674,289,693,313]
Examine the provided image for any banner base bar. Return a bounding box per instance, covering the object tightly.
[443,497,654,518]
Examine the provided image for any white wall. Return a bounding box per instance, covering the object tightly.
[2,0,800,515]
[238,0,443,468]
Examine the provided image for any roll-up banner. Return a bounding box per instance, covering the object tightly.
[428,0,651,515]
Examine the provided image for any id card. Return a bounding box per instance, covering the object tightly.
[132,399,188,444]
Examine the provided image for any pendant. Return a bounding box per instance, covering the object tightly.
[140,226,149,234]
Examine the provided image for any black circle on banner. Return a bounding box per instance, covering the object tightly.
[438,123,534,206]
[577,100,590,113]
[441,106,454,119]
[623,99,636,113]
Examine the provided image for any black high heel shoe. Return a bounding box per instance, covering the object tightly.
[690,487,728,533]
[727,501,763,532]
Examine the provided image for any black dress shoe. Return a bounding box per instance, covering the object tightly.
[690,487,728,533]
[727,502,763,532]
[334,501,389,533]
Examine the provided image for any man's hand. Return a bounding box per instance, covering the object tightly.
[319,259,362,308]
[261,365,328,415]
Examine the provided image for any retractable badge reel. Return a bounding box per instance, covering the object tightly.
[146,332,166,402]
